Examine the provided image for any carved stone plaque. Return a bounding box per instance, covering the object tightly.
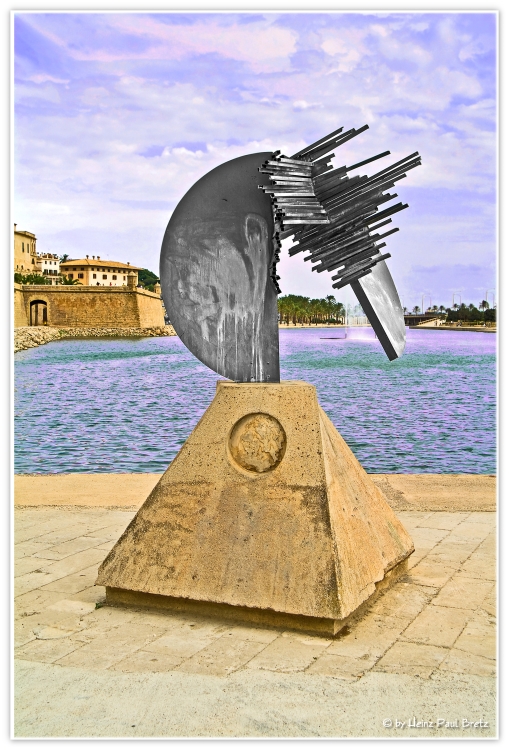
[228,413,286,473]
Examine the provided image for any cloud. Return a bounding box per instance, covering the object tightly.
[29,73,69,84]
[320,27,368,72]
[13,11,496,305]
[406,263,496,303]
[292,99,319,110]
[20,13,298,73]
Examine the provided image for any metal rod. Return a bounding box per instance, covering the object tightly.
[365,203,408,224]
[331,252,391,287]
[332,268,373,290]
[290,126,346,159]
[304,228,371,261]
[314,241,385,273]
[346,150,391,172]
[367,218,392,232]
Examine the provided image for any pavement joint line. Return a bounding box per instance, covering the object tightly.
[14,507,496,686]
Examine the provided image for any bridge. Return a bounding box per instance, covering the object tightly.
[404,313,442,327]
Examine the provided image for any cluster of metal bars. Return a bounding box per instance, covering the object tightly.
[259,125,421,292]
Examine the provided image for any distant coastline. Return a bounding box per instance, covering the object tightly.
[408,325,496,333]
[278,323,496,332]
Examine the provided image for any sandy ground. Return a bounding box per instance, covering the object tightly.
[14,472,496,512]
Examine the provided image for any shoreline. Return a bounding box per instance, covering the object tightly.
[14,323,496,354]
[406,325,496,333]
[14,324,177,353]
[14,472,496,512]
[278,323,496,332]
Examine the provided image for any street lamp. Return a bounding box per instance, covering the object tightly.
[485,289,495,308]
[421,293,431,314]
[452,292,462,308]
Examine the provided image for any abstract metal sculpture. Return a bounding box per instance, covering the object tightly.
[160,125,421,380]
[97,125,418,630]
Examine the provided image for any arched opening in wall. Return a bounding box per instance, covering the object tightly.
[30,300,48,326]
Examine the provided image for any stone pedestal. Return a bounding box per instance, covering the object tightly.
[96,381,414,635]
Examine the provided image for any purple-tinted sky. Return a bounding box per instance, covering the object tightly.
[14,11,496,310]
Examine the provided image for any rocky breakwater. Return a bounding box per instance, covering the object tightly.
[14,325,176,353]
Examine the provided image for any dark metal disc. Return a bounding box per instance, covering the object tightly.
[160,152,280,383]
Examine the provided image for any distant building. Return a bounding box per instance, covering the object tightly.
[60,256,141,286]
[14,224,60,285]
[36,252,60,282]
[13,224,37,273]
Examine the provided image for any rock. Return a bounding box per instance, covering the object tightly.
[14,325,177,352]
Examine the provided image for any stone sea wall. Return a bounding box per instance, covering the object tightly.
[14,325,177,353]
[15,284,166,329]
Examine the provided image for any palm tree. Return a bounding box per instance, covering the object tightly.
[14,272,50,285]
[278,294,347,326]
[412,305,420,314]
[59,277,82,285]
[479,300,489,311]
[59,253,70,262]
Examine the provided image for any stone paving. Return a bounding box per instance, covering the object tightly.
[14,506,497,737]
[13,506,497,739]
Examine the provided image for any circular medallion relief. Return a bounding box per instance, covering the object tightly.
[229,413,286,474]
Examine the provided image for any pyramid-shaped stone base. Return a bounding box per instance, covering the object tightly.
[96,381,414,634]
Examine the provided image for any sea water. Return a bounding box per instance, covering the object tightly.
[14,328,496,475]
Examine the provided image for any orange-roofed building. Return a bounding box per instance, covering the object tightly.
[60,255,142,286]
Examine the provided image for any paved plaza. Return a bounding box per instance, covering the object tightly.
[14,502,496,738]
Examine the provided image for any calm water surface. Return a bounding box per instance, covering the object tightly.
[14,328,496,474]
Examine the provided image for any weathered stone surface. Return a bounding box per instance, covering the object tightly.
[229,413,286,473]
[14,283,28,326]
[16,284,166,330]
[439,648,496,677]
[400,605,471,648]
[372,474,496,512]
[373,641,448,678]
[14,506,497,737]
[96,381,414,630]
[14,472,496,511]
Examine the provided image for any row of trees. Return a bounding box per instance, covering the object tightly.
[444,302,496,324]
[404,302,496,323]
[278,295,346,325]
[14,272,80,285]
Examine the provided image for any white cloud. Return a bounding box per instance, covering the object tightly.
[14,12,496,299]
[292,100,319,110]
[29,74,69,84]
[22,14,298,74]
[320,27,368,72]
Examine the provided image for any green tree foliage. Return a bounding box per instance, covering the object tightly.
[445,302,493,324]
[59,253,70,262]
[14,273,51,285]
[277,294,345,325]
[59,276,82,285]
[137,268,159,292]
[484,307,496,323]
